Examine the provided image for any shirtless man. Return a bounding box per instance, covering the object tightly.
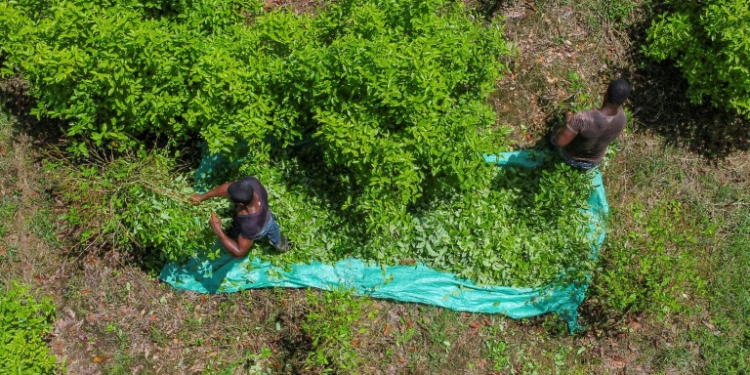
[190,177,289,258]
[552,79,631,170]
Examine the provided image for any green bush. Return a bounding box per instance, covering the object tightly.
[51,152,231,262]
[303,288,375,371]
[592,200,706,318]
[0,283,60,375]
[10,0,596,287]
[1,0,513,230]
[644,0,750,117]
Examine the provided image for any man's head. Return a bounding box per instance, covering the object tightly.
[228,177,255,205]
[605,79,631,106]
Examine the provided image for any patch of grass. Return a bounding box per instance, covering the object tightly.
[149,327,169,348]
[0,198,18,235]
[27,208,59,246]
[104,352,133,375]
[202,347,274,375]
[483,333,511,372]
[105,322,129,350]
[302,288,375,372]
[0,197,20,266]
[695,212,750,374]
[592,199,707,320]
[0,244,18,265]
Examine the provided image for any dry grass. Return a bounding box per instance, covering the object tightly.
[0,0,749,373]
[493,0,634,148]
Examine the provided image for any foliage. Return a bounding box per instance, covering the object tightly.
[12,0,593,287]
[566,70,593,113]
[49,151,231,262]
[600,0,648,24]
[694,212,750,374]
[51,149,594,286]
[302,288,375,372]
[234,153,595,287]
[0,282,60,375]
[0,0,513,232]
[592,200,707,319]
[644,0,750,117]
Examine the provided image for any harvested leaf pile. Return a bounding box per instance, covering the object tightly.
[235,154,595,287]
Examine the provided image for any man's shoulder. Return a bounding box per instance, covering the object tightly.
[567,109,596,132]
[577,109,599,119]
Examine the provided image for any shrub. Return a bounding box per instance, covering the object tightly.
[51,151,232,262]
[644,0,750,117]
[302,288,374,371]
[1,0,513,231]
[10,0,595,287]
[0,282,60,375]
[591,200,706,319]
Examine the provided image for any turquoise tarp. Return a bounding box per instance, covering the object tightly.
[160,150,608,331]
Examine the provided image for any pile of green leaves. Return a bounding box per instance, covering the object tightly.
[644,0,750,117]
[0,0,512,231]
[230,153,595,287]
[51,152,231,262]
[0,283,60,374]
[55,149,594,286]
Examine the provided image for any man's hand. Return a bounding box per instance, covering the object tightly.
[189,194,203,204]
[209,212,223,231]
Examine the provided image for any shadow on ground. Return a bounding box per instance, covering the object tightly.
[621,12,750,160]
[625,62,750,160]
[0,77,66,146]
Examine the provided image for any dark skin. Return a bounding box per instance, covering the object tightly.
[555,90,623,147]
[190,183,262,258]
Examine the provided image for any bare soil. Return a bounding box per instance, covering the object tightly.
[1,0,748,374]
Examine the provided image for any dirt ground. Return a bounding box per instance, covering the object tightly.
[1,0,748,374]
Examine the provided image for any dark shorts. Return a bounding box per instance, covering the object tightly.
[254,213,282,245]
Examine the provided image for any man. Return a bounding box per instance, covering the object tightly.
[190,177,289,258]
[552,79,631,171]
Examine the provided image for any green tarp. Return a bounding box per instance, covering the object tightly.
[160,150,608,331]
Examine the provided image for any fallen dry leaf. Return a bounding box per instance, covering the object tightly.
[384,324,391,336]
[93,356,105,363]
[702,320,722,336]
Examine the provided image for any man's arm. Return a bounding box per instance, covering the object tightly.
[555,111,578,147]
[555,126,577,147]
[190,182,232,203]
[209,212,253,258]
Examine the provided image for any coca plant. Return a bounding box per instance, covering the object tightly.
[1,0,514,231]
